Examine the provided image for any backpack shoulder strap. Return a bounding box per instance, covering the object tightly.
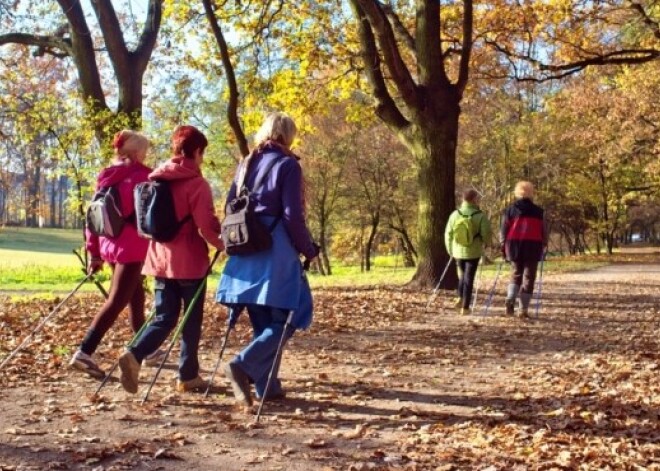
[250,153,285,193]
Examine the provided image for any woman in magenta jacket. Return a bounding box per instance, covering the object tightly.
[70,130,155,379]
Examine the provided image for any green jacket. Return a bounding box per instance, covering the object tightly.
[444,202,491,260]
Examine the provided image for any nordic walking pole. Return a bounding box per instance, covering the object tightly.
[471,256,485,311]
[425,256,454,309]
[94,307,157,395]
[255,310,294,423]
[141,251,221,405]
[0,273,94,372]
[535,252,546,318]
[479,262,503,317]
[204,307,242,398]
[73,249,109,299]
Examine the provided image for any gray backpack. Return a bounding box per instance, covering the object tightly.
[86,186,133,238]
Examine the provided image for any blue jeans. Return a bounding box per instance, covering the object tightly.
[231,304,294,398]
[457,258,480,309]
[130,277,206,381]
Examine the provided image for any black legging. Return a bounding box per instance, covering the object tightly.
[457,258,480,309]
[80,262,145,355]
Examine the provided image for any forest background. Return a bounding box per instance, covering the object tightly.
[0,0,658,287]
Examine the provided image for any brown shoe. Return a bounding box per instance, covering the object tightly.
[224,363,252,406]
[176,375,208,393]
[118,350,141,394]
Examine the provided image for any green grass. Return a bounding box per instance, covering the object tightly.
[0,227,609,294]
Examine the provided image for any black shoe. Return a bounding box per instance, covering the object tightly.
[257,390,287,402]
[505,300,515,316]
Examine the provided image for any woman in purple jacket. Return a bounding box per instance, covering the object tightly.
[70,130,161,378]
[217,112,319,406]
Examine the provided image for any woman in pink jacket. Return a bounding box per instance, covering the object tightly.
[70,130,159,378]
[118,125,224,394]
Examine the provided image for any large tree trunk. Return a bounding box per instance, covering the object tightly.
[408,109,459,289]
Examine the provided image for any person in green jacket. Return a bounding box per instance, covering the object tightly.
[444,189,492,315]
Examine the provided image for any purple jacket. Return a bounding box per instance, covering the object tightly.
[226,145,317,259]
[86,162,151,264]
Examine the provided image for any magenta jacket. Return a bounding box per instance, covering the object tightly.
[142,156,223,280]
[86,162,151,264]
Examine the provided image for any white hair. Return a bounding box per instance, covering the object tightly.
[254,112,297,148]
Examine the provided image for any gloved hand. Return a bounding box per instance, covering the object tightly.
[88,257,103,275]
[302,258,312,271]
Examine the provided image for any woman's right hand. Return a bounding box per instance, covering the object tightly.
[88,257,103,274]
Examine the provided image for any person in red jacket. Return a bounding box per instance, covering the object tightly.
[70,130,163,378]
[118,125,224,394]
[500,181,548,318]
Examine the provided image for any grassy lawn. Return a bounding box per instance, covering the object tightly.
[0,227,610,295]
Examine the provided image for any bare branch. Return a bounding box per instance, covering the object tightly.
[456,0,473,96]
[484,38,660,81]
[0,33,72,57]
[135,0,163,71]
[355,0,419,108]
[348,0,410,131]
[202,0,249,159]
[415,0,448,87]
[89,0,129,68]
[381,4,415,55]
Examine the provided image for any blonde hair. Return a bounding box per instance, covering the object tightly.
[254,112,297,148]
[514,181,534,199]
[112,129,150,161]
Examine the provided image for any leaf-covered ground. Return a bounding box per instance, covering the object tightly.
[0,261,659,470]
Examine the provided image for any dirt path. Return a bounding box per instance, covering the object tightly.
[0,263,659,470]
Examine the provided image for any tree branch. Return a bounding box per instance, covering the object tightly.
[134,0,163,72]
[348,0,410,131]
[416,0,448,88]
[89,0,130,70]
[485,38,660,81]
[56,0,108,111]
[0,33,71,57]
[355,0,419,109]
[456,0,473,96]
[202,0,250,159]
[381,4,415,55]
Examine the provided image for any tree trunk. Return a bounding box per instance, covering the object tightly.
[364,213,380,272]
[409,111,459,289]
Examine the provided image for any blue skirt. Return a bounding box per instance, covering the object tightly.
[216,218,313,330]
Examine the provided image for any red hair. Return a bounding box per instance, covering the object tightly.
[112,131,128,150]
[171,125,208,158]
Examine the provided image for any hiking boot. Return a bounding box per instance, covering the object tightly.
[69,350,105,379]
[451,297,463,309]
[224,363,253,406]
[517,309,530,319]
[176,375,208,393]
[505,299,515,316]
[118,350,141,394]
[459,307,471,316]
[144,348,168,367]
[256,390,287,402]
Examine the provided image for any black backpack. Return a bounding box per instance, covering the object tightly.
[134,180,192,242]
[221,154,283,256]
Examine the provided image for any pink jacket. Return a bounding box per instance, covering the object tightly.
[86,162,151,264]
[142,156,223,280]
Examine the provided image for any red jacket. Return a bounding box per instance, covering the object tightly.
[142,156,223,280]
[86,162,151,264]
